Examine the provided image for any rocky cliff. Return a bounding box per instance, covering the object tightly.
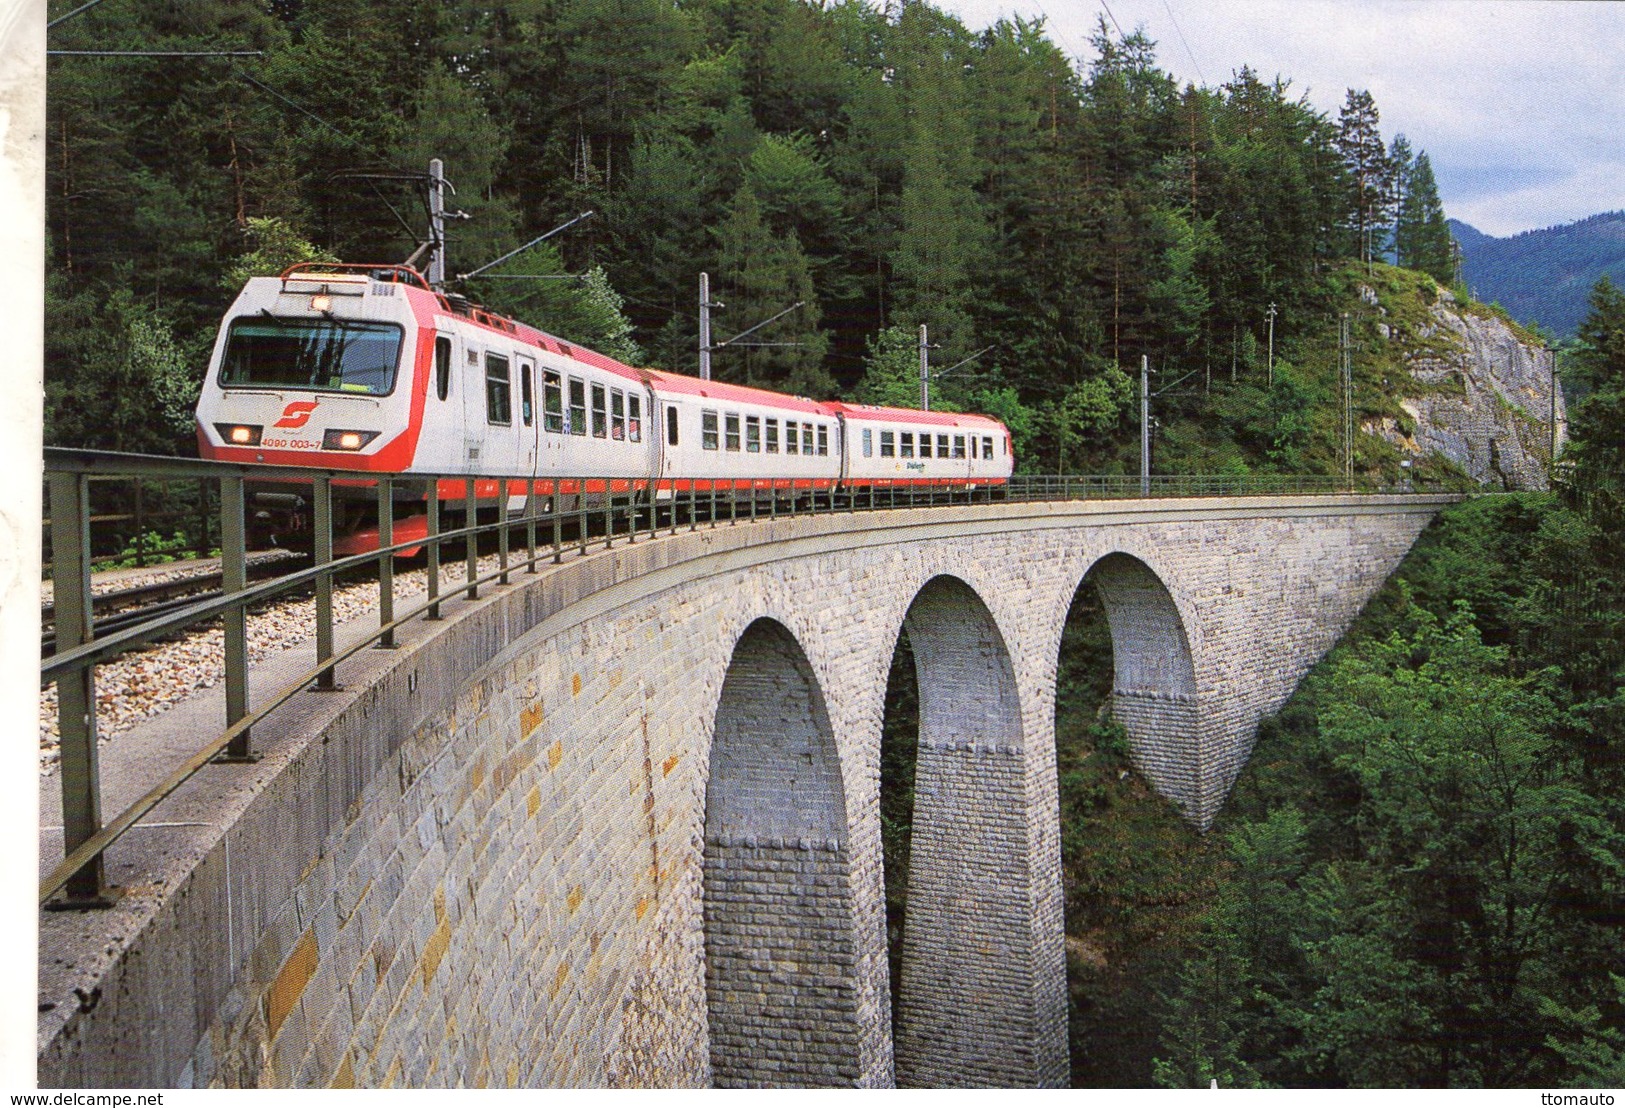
[1364,281,1565,491]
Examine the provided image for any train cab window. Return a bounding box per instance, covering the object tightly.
[591,384,607,438]
[611,389,626,440]
[666,405,680,447]
[862,428,873,458]
[786,423,799,455]
[880,431,895,458]
[702,410,719,450]
[543,370,564,432]
[725,413,741,451]
[900,432,914,459]
[485,353,512,425]
[568,377,586,435]
[628,395,642,443]
[520,364,534,427]
[745,415,761,453]
[919,434,932,458]
[765,419,779,453]
[953,434,967,459]
[937,433,950,457]
[435,336,452,401]
[816,424,827,456]
[983,435,993,458]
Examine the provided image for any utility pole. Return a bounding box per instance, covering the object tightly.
[427,158,446,290]
[920,325,930,411]
[1266,302,1278,386]
[699,272,719,381]
[1341,312,1353,489]
[1141,354,1150,497]
[1550,347,1560,470]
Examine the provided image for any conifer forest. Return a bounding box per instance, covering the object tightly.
[43,0,1625,1088]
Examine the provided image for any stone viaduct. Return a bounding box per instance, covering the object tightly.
[37,494,1452,1088]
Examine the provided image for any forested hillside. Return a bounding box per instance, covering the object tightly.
[47,0,1453,478]
[1049,277,1625,1087]
[1451,211,1625,338]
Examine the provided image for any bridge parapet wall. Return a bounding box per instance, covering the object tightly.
[37,496,1453,1088]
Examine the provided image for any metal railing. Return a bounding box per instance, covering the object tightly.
[38,449,1404,906]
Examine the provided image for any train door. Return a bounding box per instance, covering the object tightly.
[460,343,484,472]
[516,355,539,511]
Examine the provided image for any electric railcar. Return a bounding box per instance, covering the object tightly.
[194,262,1012,550]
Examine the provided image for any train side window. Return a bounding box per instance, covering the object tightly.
[953,434,966,459]
[900,432,914,459]
[520,363,534,427]
[745,415,761,453]
[702,410,719,450]
[786,423,799,455]
[543,370,563,432]
[485,353,511,425]
[568,377,586,435]
[628,394,642,443]
[815,424,826,456]
[435,336,452,401]
[983,435,993,458]
[724,413,740,451]
[765,418,779,453]
[862,428,872,458]
[937,433,949,457]
[591,383,607,438]
[666,405,680,447]
[880,430,895,458]
[919,433,932,458]
[968,436,977,459]
[611,388,626,440]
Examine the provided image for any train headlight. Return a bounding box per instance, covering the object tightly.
[214,423,262,446]
[310,293,333,313]
[321,428,381,451]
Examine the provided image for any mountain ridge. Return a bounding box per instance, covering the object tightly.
[1449,210,1625,337]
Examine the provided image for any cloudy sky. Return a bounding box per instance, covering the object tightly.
[937,0,1625,238]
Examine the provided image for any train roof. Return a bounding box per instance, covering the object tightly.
[822,402,1006,430]
[273,263,649,384]
[638,368,833,415]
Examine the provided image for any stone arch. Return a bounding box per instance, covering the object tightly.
[889,575,1064,1087]
[1070,552,1206,823]
[702,617,862,1087]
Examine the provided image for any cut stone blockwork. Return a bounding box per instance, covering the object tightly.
[703,619,863,1086]
[894,577,1066,1088]
[37,496,1452,1089]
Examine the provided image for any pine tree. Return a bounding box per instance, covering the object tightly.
[1335,89,1392,268]
[1393,152,1454,286]
[713,183,831,395]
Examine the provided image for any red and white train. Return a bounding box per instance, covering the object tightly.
[194,263,1012,550]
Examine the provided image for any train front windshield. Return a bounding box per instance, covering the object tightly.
[218,318,404,395]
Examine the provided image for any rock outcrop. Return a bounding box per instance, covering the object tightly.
[1369,284,1565,490]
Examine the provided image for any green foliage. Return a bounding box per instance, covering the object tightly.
[91,530,205,572]
[44,0,1487,480]
[219,217,340,290]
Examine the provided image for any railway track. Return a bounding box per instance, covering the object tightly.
[40,554,308,657]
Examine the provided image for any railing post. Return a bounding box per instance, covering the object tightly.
[217,474,255,762]
[313,475,339,686]
[552,486,563,565]
[526,481,539,572]
[425,481,443,619]
[133,481,147,567]
[578,482,589,556]
[377,477,396,647]
[47,470,113,907]
[465,479,479,600]
[499,480,511,585]
[604,481,614,550]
